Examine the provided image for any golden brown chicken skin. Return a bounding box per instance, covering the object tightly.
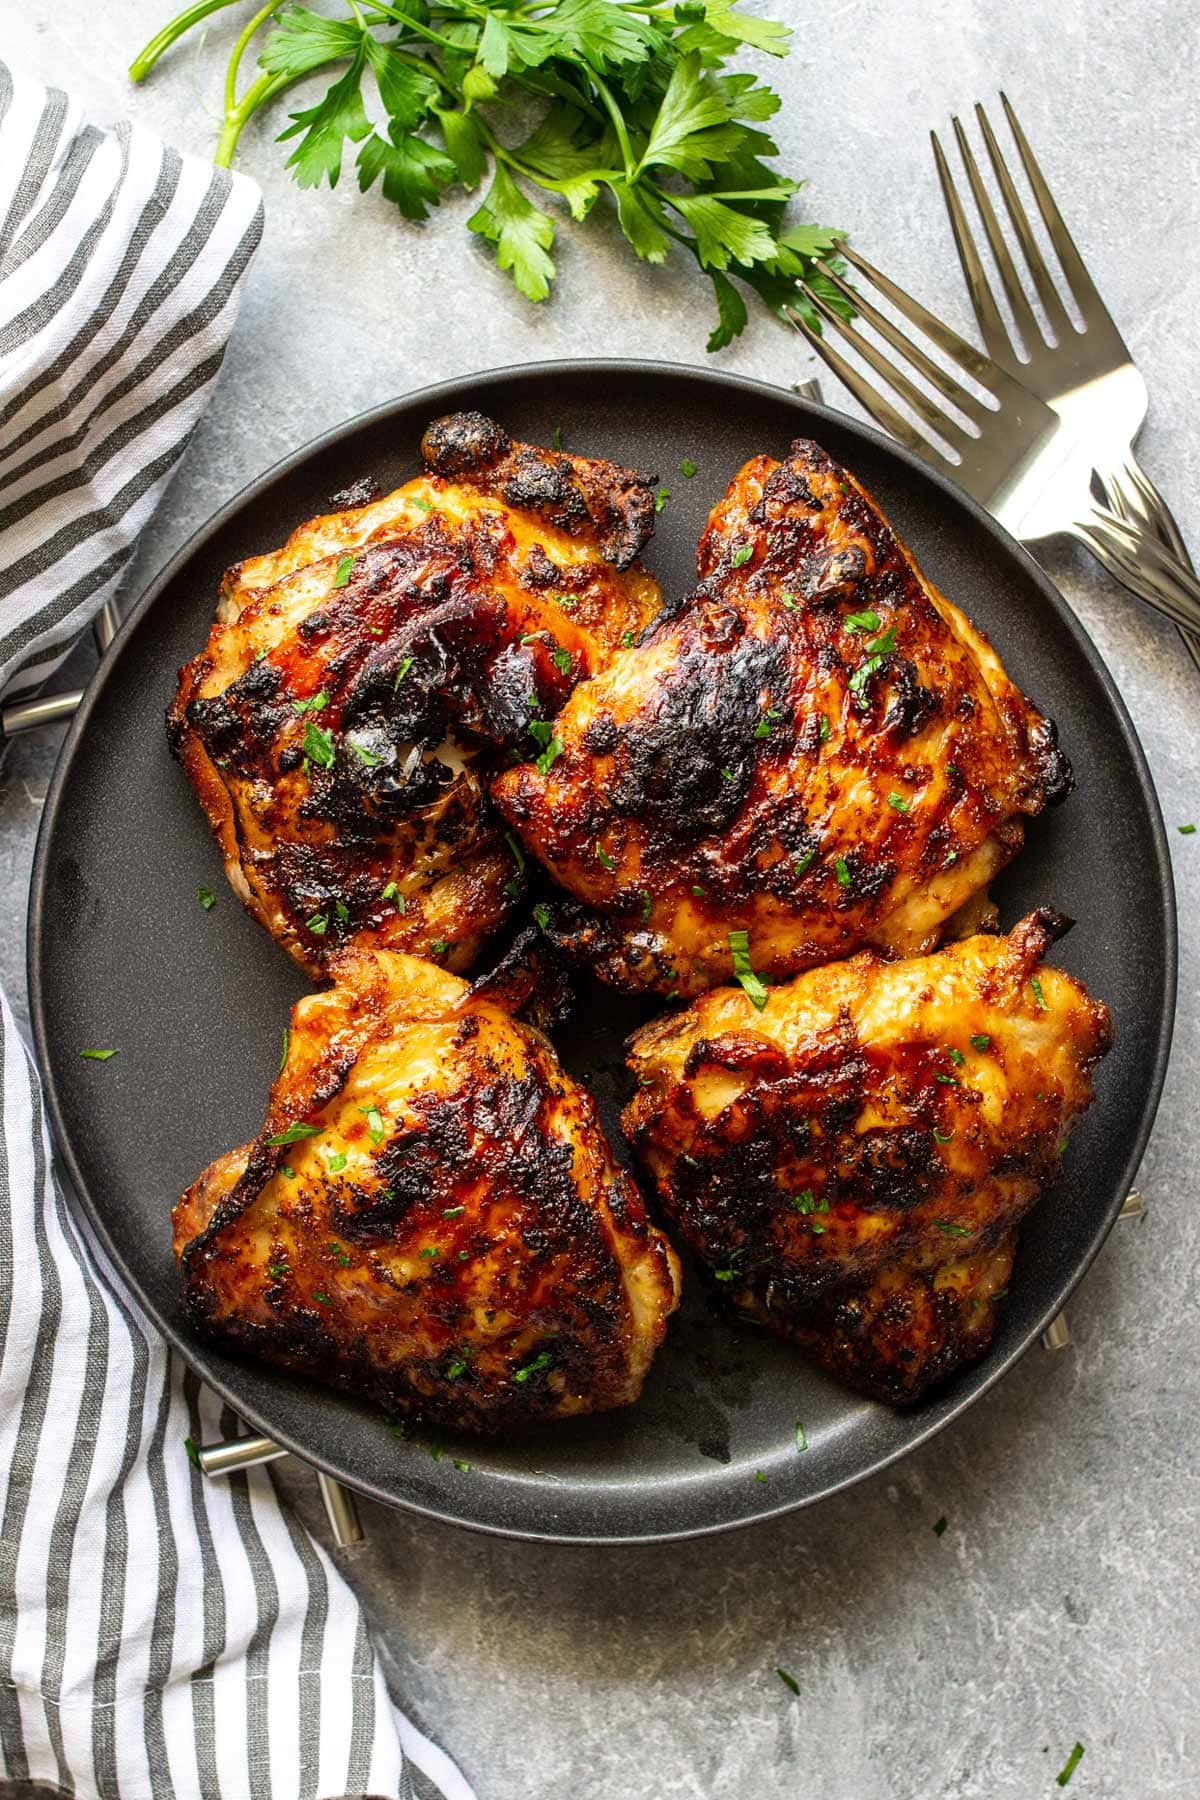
[622,912,1110,1401]
[493,438,1071,997]
[740,1235,1017,1405]
[169,413,661,978]
[174,941,681,1433]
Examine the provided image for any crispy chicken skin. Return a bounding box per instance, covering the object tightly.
[174,942,681,1432]
[493,438,1071,997]
[623,912,1111,1401]
[168,413,661,978]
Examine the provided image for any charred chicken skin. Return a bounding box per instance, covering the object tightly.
[169,413,661,978]
[493,438,1071,997]
[623,912,1111,1402]
[174,940,681,1432]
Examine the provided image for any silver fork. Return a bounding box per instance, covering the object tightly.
[933,93,1200,668]
[786,254,1200,641]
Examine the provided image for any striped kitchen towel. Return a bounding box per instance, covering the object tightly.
[0,63,474,1800]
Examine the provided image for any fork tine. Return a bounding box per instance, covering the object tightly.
[975,101,1075,340]
[810,256,994,426]
[786,306,953,475]
[798,277,975,450]
[838,245,1017,395]
[950,113,1044,354]
[930,128,1014,372]
[1000,92,1103,317]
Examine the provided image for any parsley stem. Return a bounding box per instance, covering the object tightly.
[129,0,242,82]
[592,74,636,179]
[214,70,299,168]
[223,0,286,118]
[358,0,473,55]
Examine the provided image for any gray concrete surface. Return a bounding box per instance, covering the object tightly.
[2,2,1198,1795]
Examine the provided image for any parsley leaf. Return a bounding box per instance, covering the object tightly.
[729,927,768,1010]
[468,163,556,302]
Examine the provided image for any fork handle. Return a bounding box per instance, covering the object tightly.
[1098,456,1200,673]
[1071,502,1200,641]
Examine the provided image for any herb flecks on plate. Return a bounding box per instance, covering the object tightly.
[128,2,849,352]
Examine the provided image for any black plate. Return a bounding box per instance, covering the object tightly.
[29,361,1176,1544]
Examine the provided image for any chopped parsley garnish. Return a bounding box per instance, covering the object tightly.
[512,1349,553,1384]
[453,1458,472,1472]
[197,885,217,910]
[393,656,413,689]
[755,1470,767,1485]
[267,1260,290,1278]
[266,1122,322,1145]
[886,791,911,814]
[350,738,385,768]
[533,902,551,932]
[278,1026,289,1074]
[776,1668,800,1696]
[818,716,831,742]
[844,609,881,633]
[184,1435,200,1470]
[535,735,564,776]
[933,1128,954,1144]
[292,689,328,715]
[306,912,328,936]
[729,928,769,1010]
[281,1166,296,1180]
[381,880,398,901]
[691,884,707,897]
[551,646,572,676]
[552,592,577,611]
[790,1190,817,1213]
[935,1220,971,1237]
[970,1034,991,1051]
[620,629,636,648]
[334,899,350,922]
[302,721,335,769]
[679,457,698,478]
[442,1205,465,1219]
[795,1420,808,1452]
[731,543,753,567]
[1055,1744,1084,1787]
[1179,823,1197,835]
[780,592,800,611]
[834,856,851,888]
[946,1047,965,1066]
[333,555,355,587]
[932,1515,948,1537]
[721,767,734,782]
[847,624,898,698]
[313,1291,331,1306]
[1031,975,1047,1011]
[81,1047,119,1061]
[1056,1136,1069,1156]
[325,1151,348,1174]
[359,1104,385,1146]
[551,425,563,452]
[417,1246,440,1260]
[754,709,781,739]
[640,891,652,923]
[329,1239,351,1264]
[595,844,617,871]
[412,496,432,513]
[654,487,671,513]
[794,849,815,876]
[446,1353,470,1379]
[933,1071,957,1086]
[429,937,450,955]
[713,1249,744,1282]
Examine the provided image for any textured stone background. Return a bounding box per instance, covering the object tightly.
[2,2,1198,1796]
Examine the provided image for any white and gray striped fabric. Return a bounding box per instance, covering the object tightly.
[0,64,474,1800]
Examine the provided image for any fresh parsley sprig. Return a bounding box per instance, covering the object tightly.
[129,1,850,350]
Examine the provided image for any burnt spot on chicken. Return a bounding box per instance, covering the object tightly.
[608,634,786,839]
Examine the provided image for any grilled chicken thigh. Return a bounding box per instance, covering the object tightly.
[174,941,681,1432]
[623,912,1111,1401]
[494,438,1070,997]
[169,413,661,978]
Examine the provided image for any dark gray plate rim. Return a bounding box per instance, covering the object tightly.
[28,358,1177,1545]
